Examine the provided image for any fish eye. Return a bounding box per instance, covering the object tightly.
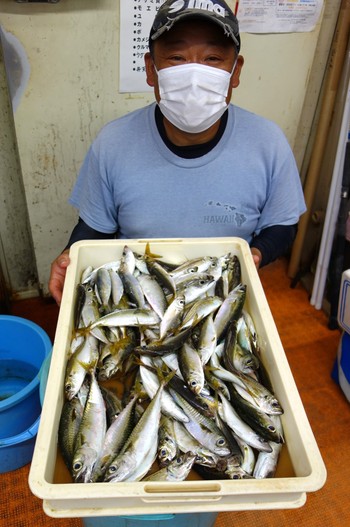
[73,462,82,471]
[190,380,197,387]
[108,465,117,473]
[65,384,71,391]
[217,438,226,446]
[176,457,182,464]
[268,426,276,432]
[160,448,168,457]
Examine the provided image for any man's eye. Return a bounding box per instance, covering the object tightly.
[169,55,185,62]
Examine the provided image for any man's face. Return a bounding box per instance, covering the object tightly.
[145,18,243,104]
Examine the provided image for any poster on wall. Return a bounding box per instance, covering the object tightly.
[119,0,164,93]
[119,0,324,93]
[235,0,324,33]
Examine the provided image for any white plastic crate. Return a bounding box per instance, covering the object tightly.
[29,238,326,518]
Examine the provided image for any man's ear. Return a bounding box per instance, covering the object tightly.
[145,52,156,87]
[231,55,244,89]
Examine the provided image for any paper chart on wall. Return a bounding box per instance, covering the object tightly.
[235,0,324,33]
[119,0,166,93]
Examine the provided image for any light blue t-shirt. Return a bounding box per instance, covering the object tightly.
[69,103,306,242]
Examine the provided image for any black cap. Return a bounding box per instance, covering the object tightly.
[150,0,240,52]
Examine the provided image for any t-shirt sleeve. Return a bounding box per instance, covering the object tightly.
[69,140,118,234]
[254,129,306,235]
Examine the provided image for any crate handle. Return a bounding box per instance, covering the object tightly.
[142,482,222,501]
[141,496,222,503]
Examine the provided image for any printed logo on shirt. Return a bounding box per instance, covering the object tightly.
[203,201,246,226]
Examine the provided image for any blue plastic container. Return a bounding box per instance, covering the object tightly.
[83,512,218,527]
[0,315,51,438]
[0,315,51,471]
[0,415,40,473]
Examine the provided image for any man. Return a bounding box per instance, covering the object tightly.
[49,0,306,305]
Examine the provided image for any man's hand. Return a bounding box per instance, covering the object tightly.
[250,247,262,270]
[48,249,70,306]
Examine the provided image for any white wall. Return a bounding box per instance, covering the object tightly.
[0,0,338,295]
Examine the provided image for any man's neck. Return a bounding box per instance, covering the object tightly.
[162,116,222,147]
[155,105,228,159]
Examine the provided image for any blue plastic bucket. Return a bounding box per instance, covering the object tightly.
[82,512,218,527]
[0,415,40,473]
[0,315,51,471]
[0,315,52,438]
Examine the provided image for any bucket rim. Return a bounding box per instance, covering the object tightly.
[0,315,52,411]
[0,415,40,447]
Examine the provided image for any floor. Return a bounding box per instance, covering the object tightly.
[1,257,349,527]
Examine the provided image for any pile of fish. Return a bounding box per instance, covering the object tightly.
[58,244,285,484]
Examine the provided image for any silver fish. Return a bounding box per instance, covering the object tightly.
[119,269,146,308]
[91,308,160,329]
[157,415,179,467]
[170,256,218,281]
[82,261,121,286]
[81,285,109,344]
[178,341,205,396]
[234,435,256,476]
[100,386,123,425]
[169,389,231,457]
[97,328,137,381]
[176,275,216,304]
[139,356,189,423]
[91,395,138,481]
[173,420,220,468]
[71,372,107,483]
[120,245,136,275]
[159,295,186,340]
[137,273,168,319]
[197,314,217,365]
[232,340,259,374]
[109,269,124,307]
[178,296,222,332]
[95,267,112,308]
[58,382,89,469]
[225,457,254,479]
[143,451,196,482]
[214,283,247,342]
[232,370,284,416]
[218,393,272,452]
[147,259,176,296]
[104,380,165,482]
[64,334,99,400]
[228,384,284,444]
[253,416,283,479]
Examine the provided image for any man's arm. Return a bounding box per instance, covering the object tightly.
[49,218,116,305]
[250,224,298,268]
[64,217,116,249]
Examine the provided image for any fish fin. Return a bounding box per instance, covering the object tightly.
[144,242,163,261]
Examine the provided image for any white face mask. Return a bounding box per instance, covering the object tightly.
[156,62,235,134]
